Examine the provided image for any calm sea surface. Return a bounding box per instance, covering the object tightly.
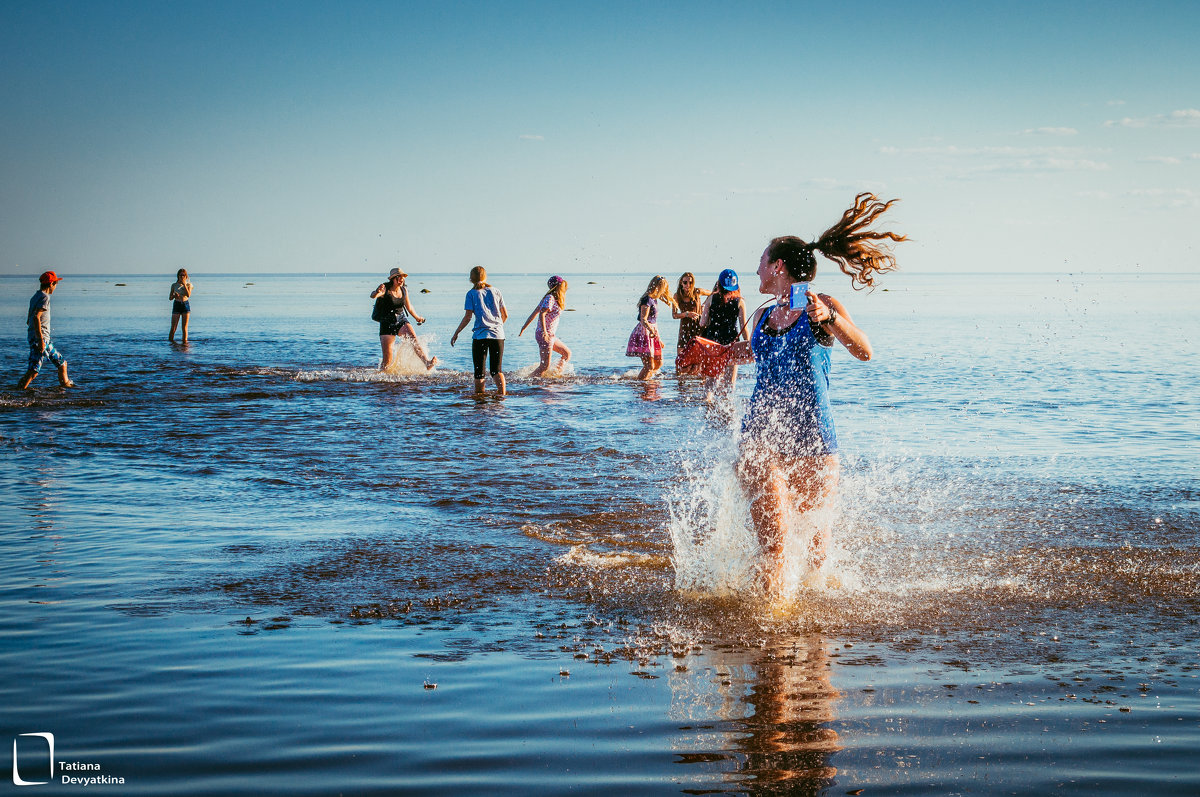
[1,270,1197,795]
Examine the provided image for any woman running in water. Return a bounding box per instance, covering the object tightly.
[370,268,436,371]
[729,193,905,596]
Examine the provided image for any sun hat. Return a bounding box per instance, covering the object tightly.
[388,267,408,280]
[39,271,63,286]
[718,268,738,291]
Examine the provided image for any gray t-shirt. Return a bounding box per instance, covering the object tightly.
[465,286,506,340]
[27,290,50,345]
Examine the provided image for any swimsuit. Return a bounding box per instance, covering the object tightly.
[741,307,838,458]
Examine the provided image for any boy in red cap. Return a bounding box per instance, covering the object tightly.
[18,271,75,389]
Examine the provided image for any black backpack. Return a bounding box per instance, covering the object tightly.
[371,296,390,323]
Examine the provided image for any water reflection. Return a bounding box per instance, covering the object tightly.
[671,633,840,794]
[639,381,663,402]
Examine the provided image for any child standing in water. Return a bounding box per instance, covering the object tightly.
[625,276,677,380]
[169,268,192,343]
[729,193,905,596]
[518,276,571,376]
[451,266,508,395]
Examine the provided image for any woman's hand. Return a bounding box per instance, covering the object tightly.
[806,291,833,323]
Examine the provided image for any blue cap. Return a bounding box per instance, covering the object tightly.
[718,268,738,291]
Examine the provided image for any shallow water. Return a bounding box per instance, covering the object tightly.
[1,270,1197,794]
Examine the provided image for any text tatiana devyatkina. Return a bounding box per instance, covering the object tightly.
[58,761,125,786]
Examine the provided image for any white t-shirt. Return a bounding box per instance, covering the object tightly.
[465,286,506,339]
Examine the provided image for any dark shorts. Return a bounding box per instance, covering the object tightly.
[379,316,411,337]
[172,301,191,315]
[472,338,504,379]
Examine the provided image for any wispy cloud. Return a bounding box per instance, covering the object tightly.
[726,186,792,196]
[1103,109,1200,128]
[1079,187,1198,208]
[1022,127,1078,136]
[1107,100,1127,107]
[724,178,886,197]
[519,134,545,141]
[879,144,1110,176]
[1126,188,1198,208]
[1139,156,1182,165]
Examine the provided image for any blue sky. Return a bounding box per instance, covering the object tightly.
[2,0,1197,277]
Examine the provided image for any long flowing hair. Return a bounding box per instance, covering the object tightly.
[642,275,678,311]
[768,192,906,289]
[543,278,567,310]
[674,272,698,308]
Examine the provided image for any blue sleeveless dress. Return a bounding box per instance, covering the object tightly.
[741,307,838,457]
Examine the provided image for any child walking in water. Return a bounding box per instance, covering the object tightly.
[625,276,677,380]
[370,268,437,371]
[518,276,571,376]
[729,193,905,596]
[451,266,508,395]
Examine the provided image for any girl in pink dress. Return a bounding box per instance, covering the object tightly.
[625,275,677,380]
[519,276,572,376]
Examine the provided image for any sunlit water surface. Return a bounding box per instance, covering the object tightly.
[2,271,1197,795]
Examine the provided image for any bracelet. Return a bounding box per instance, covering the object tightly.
[819,307,838,326]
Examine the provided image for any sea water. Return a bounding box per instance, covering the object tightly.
[1,270,1197,794]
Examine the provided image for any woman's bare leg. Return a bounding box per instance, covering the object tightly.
[551,339,571,372]
[379,335,396,370]
[398,324,436,369]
